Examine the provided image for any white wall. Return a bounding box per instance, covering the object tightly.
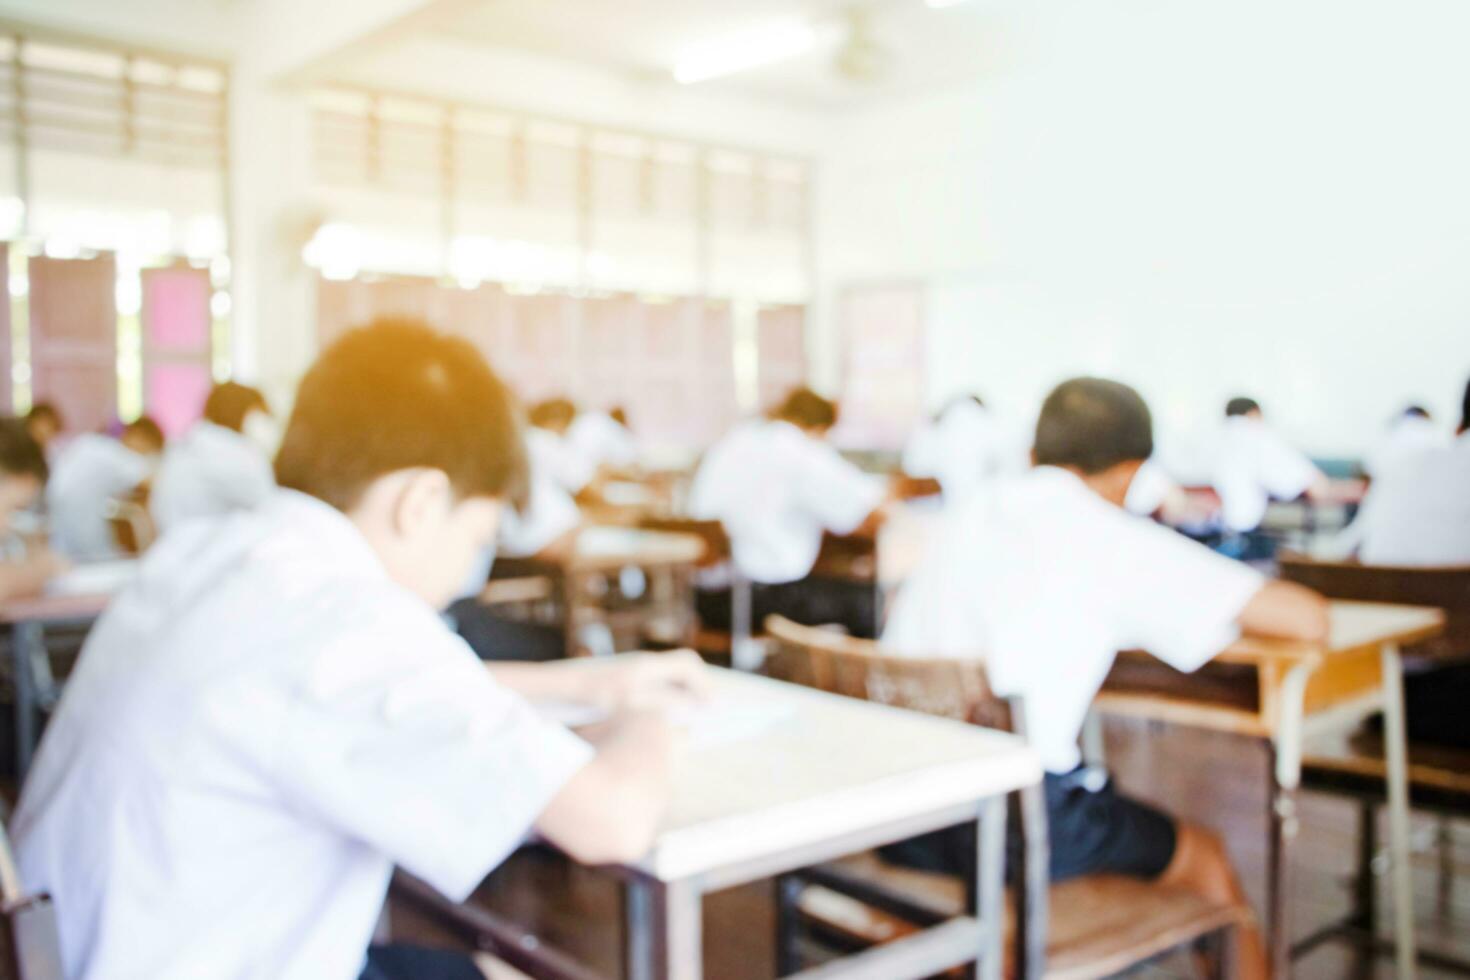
[816,0,1470,457]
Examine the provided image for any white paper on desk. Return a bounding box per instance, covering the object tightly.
[534,694,795,750]
[45,560,138,598]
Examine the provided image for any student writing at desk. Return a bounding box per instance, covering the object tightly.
[0,418,66,599]
[690,387,889,638]
[46,417,165,561]
[1209,396,1328,560]
[150,381,278,535]
[883,377,1331,980]
[12,320,708,980]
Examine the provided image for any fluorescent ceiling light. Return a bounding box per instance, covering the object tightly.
[673,21,819,85]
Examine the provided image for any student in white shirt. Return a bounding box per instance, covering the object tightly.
[527,398,596,496]
[902,395,1020,504]
[0,418,67,599]
[1211,396,1328,537]
[884,378,1330,980]
[150,381,278,535]
[47,417,165,561]
[568,405,639,473]
[1346,381,1470,566]
[690,387,888,638]
[13,320,708,980]
[1363,405,1446,480]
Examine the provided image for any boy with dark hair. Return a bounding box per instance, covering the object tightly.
[152,381,277,533]
[690,385,889,638]
[24,402,64,457]
[47,415,166,560]
[1210,394,1327,540]
[14,320,706,980]
[885,377,1331,980]
[0,418,67,599]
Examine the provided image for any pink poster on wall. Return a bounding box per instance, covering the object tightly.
[143,267,211,353]
[145,363,213,438]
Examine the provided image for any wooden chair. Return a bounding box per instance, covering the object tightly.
[1277,555,1470,973]
[637,517,759,669]
[764,616,1245,980]
[0,817,63,980]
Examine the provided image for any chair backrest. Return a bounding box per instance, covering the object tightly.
[1277,554,1470,661]
[763,615,1012,732]
[763,615,1048,980]
[0,823,63,980]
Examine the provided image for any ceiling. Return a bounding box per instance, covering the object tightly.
[408,0,1018,110]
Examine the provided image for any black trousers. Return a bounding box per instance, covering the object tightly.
[696,575,879,640]
[447,598,566,662]
[360,944,482,980]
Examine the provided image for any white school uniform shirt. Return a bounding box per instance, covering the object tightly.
[150,421,276,534]
[499,464,581,559]
[568,412,638,472]
[1347,433,1470,566]
[1210,416,1322,532]
[883,467,1263,774]
[528,427,595,496]
[1363,414,1446,480]
[11,490,593,980]
[46,434,154,561]
[902,400,1018,504]
[689,419,885,585]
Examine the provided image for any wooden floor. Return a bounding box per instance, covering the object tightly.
[388,716,1470,979]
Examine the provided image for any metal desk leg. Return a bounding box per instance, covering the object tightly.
[730,574,757,671]
[1379,642,1417,980]
[11,621,43,783]
[624,876,702,980]
[774,874,803,976]
[965,795,1007,980]
[1269,662,1312,979]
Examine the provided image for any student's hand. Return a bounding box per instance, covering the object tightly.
[33,548,71,581]
[583,651,712,714]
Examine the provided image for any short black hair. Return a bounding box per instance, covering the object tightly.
[772,387,838,430]
[1403,405,1431,420]
[1461,376,1470,432]
[25,402,63,430]
[528,398,577,431]
[1034,378,1154,474]
[204,382,270,433]
[1225,397,1261,418]
[0,418,48,483]
[123,416,166,454]
[275,318,529,512]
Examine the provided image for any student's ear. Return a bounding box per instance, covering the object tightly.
[388,468,454,538]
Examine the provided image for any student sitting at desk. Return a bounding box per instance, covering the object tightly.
[884,377,1330,980]
[46,417,165,561]
[690,387,888,638]
[1210,396,1328,558]
[13,320,706,980]
[151,381,278,535]
[1363,404,1446,480]
[0,418,67,599]
[902,394,1019,504]
[568,405,639,474]
[527,397,596,497]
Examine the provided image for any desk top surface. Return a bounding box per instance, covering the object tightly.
[0,561,135,625]
[545,666,1040,881]
[567,526,707,571]
[1214,600,1445,667]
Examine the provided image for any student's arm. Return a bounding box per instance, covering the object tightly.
[487,651,711,713]
[535,709,676,864]
[0,549,68,601]
[1237,579,1330,643]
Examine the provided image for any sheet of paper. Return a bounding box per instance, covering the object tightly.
[534,692,796,750]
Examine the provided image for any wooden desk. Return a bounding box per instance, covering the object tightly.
[0,590,117,781]
[1098,601,1445,979]
[495,527,708,658]
[420,667,1041,980]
